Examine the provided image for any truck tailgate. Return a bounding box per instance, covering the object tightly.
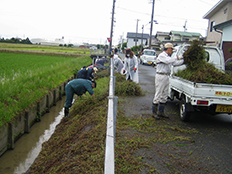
[170,76,232,105]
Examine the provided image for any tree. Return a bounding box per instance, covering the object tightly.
[121,42,127,51]
[0,37,32,44]
[21,38,32,44]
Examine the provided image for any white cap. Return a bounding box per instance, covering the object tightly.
[164,43,174,49]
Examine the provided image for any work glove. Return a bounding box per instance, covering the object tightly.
[134,68,137,72]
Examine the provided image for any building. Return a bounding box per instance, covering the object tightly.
[214,19,232,61]
[126,32,149,48]
[30,38,65,46]
[126,30,202,50]
[169,31,202,42]
[203,0,232,47]
[155,32,170,42]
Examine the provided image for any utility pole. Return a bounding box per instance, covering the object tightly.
[149,0,155,49]
[109,0,116,56]
[135,19,140,50]
[141,25,144,52]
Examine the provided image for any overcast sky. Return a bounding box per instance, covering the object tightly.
[0,0,220,45]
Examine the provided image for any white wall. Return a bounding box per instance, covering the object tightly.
[221,25,232,41]
[127,38,147,48]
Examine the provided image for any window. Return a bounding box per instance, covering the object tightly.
[224,8,227,14]
[210,21,215,32]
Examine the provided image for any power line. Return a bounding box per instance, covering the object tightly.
[116,6,150,16]
[116,6,208,24]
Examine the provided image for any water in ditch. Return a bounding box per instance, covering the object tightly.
[0,97,66,174]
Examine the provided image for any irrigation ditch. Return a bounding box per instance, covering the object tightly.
[0,75,76,157]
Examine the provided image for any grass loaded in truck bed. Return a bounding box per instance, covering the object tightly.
[175,40,232,85]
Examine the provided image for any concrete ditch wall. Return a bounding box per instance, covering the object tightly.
[0,77,73,157]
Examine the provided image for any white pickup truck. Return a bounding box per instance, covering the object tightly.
[168,44,232,121]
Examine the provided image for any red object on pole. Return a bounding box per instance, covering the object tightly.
[107,38,112,42]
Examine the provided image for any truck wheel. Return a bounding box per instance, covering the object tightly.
[179,99,190,121]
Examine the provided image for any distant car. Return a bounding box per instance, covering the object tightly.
[140,49,157,65]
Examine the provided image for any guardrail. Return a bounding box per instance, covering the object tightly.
[104,58,118,174]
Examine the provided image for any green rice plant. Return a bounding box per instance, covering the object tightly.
[0,52,92,126]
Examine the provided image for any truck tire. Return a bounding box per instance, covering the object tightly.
[179,98,191,121]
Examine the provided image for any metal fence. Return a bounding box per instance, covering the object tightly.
[104,58,118,174]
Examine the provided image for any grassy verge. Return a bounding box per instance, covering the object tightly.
[27,72,198,173]
[0,52,92,126]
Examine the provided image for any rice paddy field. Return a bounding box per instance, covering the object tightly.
[0,42,91,54]
[0,43,92,127]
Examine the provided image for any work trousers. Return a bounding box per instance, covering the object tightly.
[65,83,75,108]
[153,74,169,104]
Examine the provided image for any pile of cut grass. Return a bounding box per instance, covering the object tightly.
[175,40,232,85]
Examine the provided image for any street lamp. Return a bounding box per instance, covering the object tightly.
[141,20,158,51]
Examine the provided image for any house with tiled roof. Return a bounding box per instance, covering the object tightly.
[126,31,202,50]
[155,31,170,42]
[169,31,202,42]
[203,0,232,61]
[203,0,232,46]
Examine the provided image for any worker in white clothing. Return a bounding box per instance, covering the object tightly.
[152,43,184,120]
[113,48,124,74]
[123,48,138,81]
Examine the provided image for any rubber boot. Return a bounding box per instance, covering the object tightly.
[64,107,69,118]
[152,103,160,120]
[157,103,169,118]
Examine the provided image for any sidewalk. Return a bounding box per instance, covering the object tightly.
[122,64,155,118]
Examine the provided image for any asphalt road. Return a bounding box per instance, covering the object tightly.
[121,60,232,173]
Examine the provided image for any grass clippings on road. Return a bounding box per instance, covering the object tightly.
[26,72,211,174]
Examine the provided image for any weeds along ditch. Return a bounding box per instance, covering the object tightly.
[27,72,145,173]
[0,51,92,127]
[28,72,199,173]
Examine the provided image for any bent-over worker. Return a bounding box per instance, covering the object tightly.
[77,67,98,80]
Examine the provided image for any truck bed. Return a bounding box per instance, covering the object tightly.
[169,75,232,106]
